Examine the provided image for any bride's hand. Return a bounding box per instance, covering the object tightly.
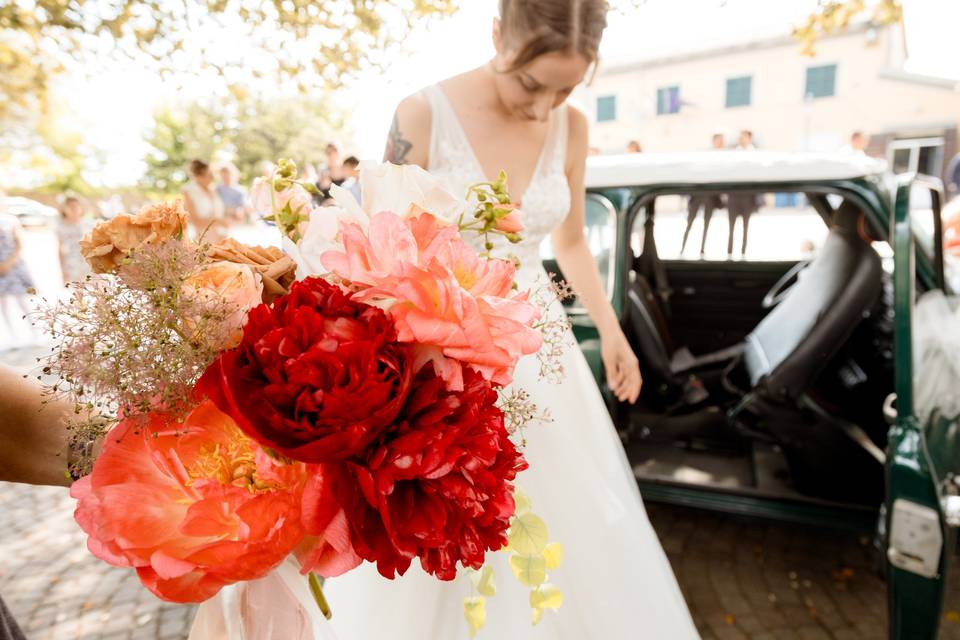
[600,328,642,404]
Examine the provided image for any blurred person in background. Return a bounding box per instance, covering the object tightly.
[57,196,93,285]
[341,155,362,203]
[681,132,727,256]
[216,163,248,223]
[626,139,642,153]
[182,159,226,240]
[840,130,870,156]
[946,152,960,199]
[0,195,39,348]
[317,143,346,201]
[726,129,760,257]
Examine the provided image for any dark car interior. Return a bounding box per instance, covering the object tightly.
[593,189,895,509]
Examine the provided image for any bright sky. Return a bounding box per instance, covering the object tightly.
[39,0,960,188]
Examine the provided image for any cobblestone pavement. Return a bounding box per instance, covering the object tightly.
[0,482,196,640]
[647,502,960,640]
[3,344,960,639]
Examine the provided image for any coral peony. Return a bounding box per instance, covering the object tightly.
[70,401,328,602]
[195,277,414,464]
[80,201,190,274]
[181,261,264,350]
[331,367,527,580]
[321,212,542,389]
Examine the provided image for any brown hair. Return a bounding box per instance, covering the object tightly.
[188,159,210,177]
[498,0,609,72]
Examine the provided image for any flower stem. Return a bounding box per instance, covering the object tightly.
[308,572,333,620]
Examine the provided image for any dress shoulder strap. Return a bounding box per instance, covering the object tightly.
[540,103,569,177]
[422,85,469,172]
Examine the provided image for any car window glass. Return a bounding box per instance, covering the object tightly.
[540,193,617,300]
[909,184,960,292]
[631,191,829,262]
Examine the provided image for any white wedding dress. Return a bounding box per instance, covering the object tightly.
[322,86,700,639]
[189,85,699,639]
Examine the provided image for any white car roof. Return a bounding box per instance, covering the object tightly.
[585,151,888,189]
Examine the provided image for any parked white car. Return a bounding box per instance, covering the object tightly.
[0,196,59,227]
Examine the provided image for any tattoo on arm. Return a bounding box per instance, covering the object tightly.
[384,114,413,164]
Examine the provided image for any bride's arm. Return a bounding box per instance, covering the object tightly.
[383,92,432,168]
[551,108,642,404]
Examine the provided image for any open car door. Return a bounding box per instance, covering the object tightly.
[885,175,958,639]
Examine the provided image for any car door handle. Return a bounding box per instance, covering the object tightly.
[883,393,897,425]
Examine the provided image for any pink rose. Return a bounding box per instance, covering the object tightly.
[494,204,525,234]
[181,261,263,350]
[249,177,312,219]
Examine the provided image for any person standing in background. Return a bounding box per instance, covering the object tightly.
[56,196,93,285]
[945,152,960,199]
[182,159,226,240]
[840,131,869,156]
[216,163,248,223]
[341,156,362,203]
[0,197,39,349]
[317,143,346,201]
[626,139,642,153]
[726,130,759,257]
[681,132,726,256]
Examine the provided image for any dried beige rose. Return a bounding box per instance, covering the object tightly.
[206,238,296,303]
[80,201,190,274]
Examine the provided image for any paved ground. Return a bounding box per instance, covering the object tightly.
[649,502,960,640]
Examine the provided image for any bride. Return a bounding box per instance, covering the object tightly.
[325,1,698,638]
[190,1,699,637]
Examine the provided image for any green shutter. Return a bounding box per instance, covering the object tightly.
[725,76,752,108]
[597,95,617,122]
[805,64,836,98]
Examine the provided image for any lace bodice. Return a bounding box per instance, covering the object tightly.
[423,85,571,281]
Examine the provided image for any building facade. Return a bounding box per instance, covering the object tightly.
[581,22,960,182]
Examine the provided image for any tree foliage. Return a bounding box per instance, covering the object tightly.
[0,0,457,135]
[142,97,341,193]
[794,0,903,57]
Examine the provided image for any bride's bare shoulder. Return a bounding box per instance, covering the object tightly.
[385,90,433,166]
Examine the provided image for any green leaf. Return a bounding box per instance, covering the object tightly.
[463,596,485,638]
[508,553,546,588]
[508,513,548,554]
[471,564,496,597]
[531,606,545,625]
[530,584,563,610]
[543,543,564,570]
[513,490,532,516]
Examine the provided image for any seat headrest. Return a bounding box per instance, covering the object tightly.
[832,202,862,233]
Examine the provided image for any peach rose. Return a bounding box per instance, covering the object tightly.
[80,202,190,274]
[206,238,296,303]
[182,261,264,350]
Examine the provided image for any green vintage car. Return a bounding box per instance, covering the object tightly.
[543,151,959,639]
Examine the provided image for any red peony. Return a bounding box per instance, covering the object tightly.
[196,277,414,464]
[330,366,528,581]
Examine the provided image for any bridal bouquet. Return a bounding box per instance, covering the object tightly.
[40,160,569,634]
